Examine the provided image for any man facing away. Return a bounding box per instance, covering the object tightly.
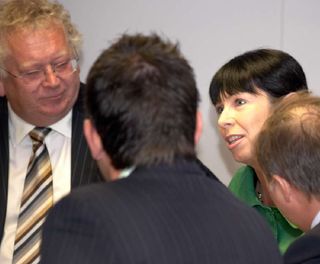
[257,91,320,263]
[0,1,101,263]
[40,33,282,264]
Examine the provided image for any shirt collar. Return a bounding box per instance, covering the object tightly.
[8,102,72,146]
[311,210,320,229]
[236,166,301,230]
[50,111,72,138]
[118,166,135,179]
[235,166,261,207]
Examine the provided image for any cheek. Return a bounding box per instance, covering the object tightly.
[246,121,263,141]
[252,112,271,136]
[5,82,31,104]
[218,126,224,136]
[66,75,80,95]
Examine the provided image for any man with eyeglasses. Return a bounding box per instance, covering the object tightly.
[0,0,101,263]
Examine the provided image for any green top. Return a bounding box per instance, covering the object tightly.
[228,165,303,254]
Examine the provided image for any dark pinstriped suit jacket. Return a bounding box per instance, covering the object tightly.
[284,223,320,264]
[40,160,282,264]
[0,83,102,244]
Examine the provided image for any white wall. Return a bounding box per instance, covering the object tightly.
[59,0,320,185]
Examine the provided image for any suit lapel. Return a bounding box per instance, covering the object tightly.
[0,97,9,242]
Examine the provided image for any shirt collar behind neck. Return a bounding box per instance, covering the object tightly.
[311,210,320,229]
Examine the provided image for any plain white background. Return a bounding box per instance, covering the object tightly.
[59,0,320,185]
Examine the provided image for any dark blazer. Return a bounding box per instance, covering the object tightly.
[0,83,102,243]
[284,223,320,264]
[41,159,282,264]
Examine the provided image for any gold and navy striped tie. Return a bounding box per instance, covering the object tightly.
[13,127,53,264]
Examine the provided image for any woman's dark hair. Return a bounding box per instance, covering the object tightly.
[209,49,308,105]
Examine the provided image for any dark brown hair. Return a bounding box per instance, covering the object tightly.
[86,33,199,169]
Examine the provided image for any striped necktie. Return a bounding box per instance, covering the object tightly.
[13,127,53,264]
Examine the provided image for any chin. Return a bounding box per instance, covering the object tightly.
[43,102,72,116]
[231,150,252,165]
[232,154,245,164]
[37,109,70,126]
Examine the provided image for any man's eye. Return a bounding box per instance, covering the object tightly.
[54,61,69,71]
[22,70,42,79]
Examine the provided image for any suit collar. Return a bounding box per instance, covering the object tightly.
[131,159,207,180]
[71,83,103,187]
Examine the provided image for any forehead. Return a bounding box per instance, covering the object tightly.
[5,24,70,65]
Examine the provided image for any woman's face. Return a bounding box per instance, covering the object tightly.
[215,90,273,166]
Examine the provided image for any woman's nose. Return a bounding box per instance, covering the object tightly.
[217,108,235,129]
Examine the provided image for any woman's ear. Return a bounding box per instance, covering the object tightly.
[194,111,203,145]
[83,118,104,160]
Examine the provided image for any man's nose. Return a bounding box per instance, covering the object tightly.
[42,65,59,86]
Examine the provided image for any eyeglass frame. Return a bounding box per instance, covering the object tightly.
[0,57,79,84]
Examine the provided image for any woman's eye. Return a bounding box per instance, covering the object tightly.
[215,105,224,114]
[235,98,246,106]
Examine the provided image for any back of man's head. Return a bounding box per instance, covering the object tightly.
[85,33,200,169]
[257,91,320,197]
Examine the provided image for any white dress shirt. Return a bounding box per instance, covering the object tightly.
[0,103,72,264]
[311,210,320,229]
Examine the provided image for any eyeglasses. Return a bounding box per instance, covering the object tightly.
[0,58,78,85]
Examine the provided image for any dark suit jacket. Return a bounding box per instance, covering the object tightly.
[40,159,282,264]
[0,83,102,243]
[284,223,320,264]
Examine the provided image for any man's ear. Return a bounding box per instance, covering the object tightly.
[83,118,104,160]
[270,174,293,203]
[194,111,203,145]
[283,92,297,100]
